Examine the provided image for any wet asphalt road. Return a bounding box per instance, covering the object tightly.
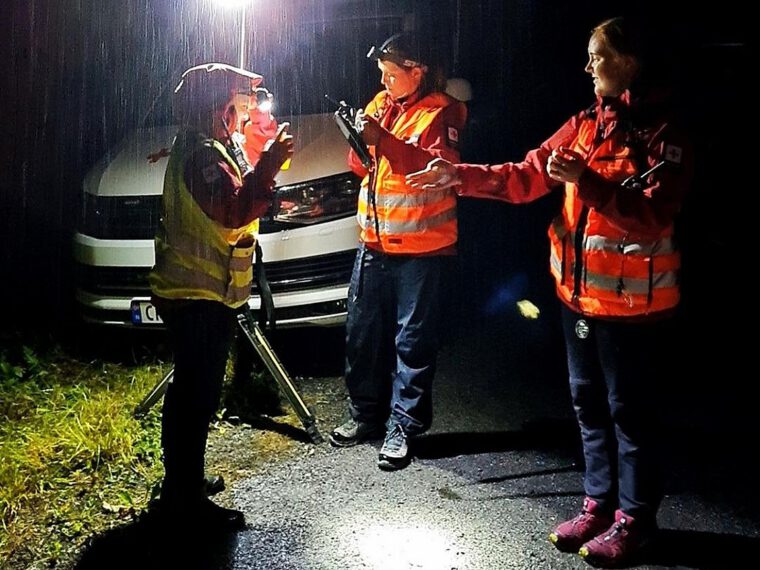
[76,306,760,569]
[220,313,759,570]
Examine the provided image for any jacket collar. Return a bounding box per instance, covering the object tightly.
[597,87,673,126]
[386,89,422,110]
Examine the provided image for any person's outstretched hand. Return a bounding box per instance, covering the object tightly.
[406,158,461,190]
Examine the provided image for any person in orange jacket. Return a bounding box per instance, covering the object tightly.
[407,17,692,567]
[241,87,278,164]
[328,32,467,471]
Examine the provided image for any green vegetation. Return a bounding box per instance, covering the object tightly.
[0,330,340,569]
[0,336,167,567]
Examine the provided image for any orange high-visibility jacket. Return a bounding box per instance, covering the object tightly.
[149,132,258,308]
[547,112,681,317]
[358,91,461,254]
[455,92,691,319]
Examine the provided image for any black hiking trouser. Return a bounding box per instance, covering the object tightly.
[158,299,236,502]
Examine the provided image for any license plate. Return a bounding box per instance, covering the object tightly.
[130,300,163,325]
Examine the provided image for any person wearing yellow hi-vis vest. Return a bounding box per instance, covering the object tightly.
[328,32,467,472]
[148,63,293,530]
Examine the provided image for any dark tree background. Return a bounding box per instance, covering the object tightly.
[0,0,747,389]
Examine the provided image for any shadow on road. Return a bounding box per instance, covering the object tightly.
[414,418,581,460]
[640,529,760,570]
[228,414,314,444]
[74,516,240,570]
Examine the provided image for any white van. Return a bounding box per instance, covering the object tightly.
[70,5,475,329]
[69,0,419,328]
[72,112,361,328]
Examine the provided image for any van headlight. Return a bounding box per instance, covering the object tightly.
[79,193,161,239]
[272,172,360,225]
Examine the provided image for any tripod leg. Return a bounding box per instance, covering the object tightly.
[133,368,174,419]
[236,313,323,444]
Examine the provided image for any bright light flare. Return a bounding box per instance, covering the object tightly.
[210,0,252,69]
[356,523,460,569]
[213,0,250,9]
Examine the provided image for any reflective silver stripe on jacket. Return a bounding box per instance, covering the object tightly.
[586,270,678,293]
[550,252,563,276]
[379,188,455,208]
[357,184,455,224]
[584,234,676,256]
[358,207,456,233]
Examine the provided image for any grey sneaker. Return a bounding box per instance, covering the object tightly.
[377,424,411,470]
[329,418,384,447]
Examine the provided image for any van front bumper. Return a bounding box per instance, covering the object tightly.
[73,227,357,328]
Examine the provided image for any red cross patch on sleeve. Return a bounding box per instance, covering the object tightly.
[447,126,460,148]
[664,144,683,165]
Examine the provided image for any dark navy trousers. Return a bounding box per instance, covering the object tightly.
[344,245,443,435]
[561,304,664,523]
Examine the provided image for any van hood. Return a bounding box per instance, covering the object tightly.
[83,113,352,197]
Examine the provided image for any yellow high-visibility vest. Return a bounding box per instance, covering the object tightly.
[149,131,259,308]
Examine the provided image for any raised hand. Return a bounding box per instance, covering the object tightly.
[359,114,384,146]
[261,122,294,172]
[546,146,586,183]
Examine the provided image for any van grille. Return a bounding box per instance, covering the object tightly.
[252,250,355,294]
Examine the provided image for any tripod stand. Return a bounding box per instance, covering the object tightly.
[133,308,323,444]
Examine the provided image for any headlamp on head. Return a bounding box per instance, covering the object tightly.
[367,33,428,72]
[234,87,274,114]
[254,88,273,113]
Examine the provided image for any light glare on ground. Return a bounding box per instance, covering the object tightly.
[356,522,459,569]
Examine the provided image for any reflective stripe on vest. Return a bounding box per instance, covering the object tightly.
[547,115,680,317]
[149,132,258,308]
[152,263,253,306]
[359,206,457,234]
[357,92,459,254]
[584,234,676,256]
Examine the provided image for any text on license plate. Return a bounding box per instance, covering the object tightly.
[130,300,163,325]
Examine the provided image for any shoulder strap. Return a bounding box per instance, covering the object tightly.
[254,242,275,330]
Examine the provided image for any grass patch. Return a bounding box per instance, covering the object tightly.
[0,336,167,568]
[0,329,343,569]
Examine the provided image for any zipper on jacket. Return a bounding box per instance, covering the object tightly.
[572,206,590,302]
[367,165,380,242]
[615,234,635,308]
